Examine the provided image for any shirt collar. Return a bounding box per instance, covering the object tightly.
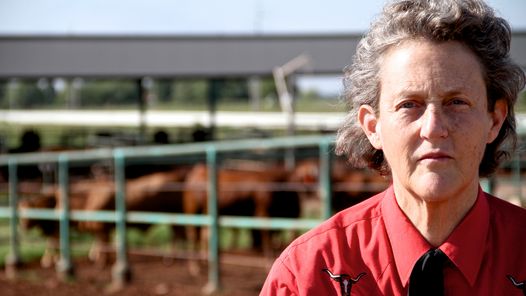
[382,185,490,287]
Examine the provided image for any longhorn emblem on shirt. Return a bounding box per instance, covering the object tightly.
[322,268,366,296]
[507,275,526,295]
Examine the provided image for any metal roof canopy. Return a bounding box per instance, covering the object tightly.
[0,34,367,79]
[0,32,524,78]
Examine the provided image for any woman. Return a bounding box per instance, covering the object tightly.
[260,0,526,295]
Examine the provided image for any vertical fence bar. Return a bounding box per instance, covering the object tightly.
[112,150,131,287]
[480,177,493,194]
[5,160,21,277]
[205,146,220,294]
[513,149,522,205]
[57,154,74,279]
[319,139,333,220]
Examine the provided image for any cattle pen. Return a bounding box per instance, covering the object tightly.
[0,134,524,294]
[0,135,337,293]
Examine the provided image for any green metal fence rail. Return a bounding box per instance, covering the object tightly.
[0,134,335,293]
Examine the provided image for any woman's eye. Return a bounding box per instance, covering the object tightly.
[399,101,417,109]
[449,98,468,105]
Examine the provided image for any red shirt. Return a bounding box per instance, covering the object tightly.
[260,185,526,295]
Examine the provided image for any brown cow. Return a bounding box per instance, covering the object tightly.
[279,157,390,216]
[19,167,189,269]
[18,180,98,268]
[332,167,390,213]
[18,191,58,268]
[182,162,302,274]
[78,167,189,266]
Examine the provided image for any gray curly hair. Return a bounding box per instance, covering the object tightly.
[335,0,526,176]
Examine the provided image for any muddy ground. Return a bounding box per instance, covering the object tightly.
[0,251,270,296]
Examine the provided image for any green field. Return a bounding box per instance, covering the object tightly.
[0,219,260,267]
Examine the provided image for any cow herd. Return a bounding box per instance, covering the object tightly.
[5,156,390,275]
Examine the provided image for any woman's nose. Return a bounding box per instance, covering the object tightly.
[419,106,449,140]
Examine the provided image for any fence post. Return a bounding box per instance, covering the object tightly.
[112,149,131,288]
[319,139,333,220]
[204,145,220,294]
[480,177,494,194]
[513,149,523,206]
[5,160,21,278]
[56,154,74,280]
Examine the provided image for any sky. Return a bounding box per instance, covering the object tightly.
[0,0,524,95]
[0,0,525,36]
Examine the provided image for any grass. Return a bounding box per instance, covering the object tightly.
[0,220,97,266]
[0,221,52,266]
[0,219,265,268]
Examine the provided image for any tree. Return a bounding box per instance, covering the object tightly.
[0,80,7,108]
[173,79,208,104]
[14,79,55,109]
[79,80,138,107]
[155,79,173,103]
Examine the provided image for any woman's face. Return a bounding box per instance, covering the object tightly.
[359,40,507,203]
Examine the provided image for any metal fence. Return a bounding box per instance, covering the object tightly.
[0,134,335,292]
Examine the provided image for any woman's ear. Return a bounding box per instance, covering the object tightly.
[487,99,508,144]
[358,105,382,149]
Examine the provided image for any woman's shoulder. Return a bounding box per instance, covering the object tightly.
[486,192,526,224]
[485,192,526,249]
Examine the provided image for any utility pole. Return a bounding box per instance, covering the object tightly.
[273,53,311,169]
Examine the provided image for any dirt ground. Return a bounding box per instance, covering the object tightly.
[0,252,270,296]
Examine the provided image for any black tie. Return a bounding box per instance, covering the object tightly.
[408,248,447,296]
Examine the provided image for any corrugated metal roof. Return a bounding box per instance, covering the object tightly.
[0,34,361,78]
[0,33,523,79]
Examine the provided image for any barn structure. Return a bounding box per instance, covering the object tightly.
[1,33,525,138]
